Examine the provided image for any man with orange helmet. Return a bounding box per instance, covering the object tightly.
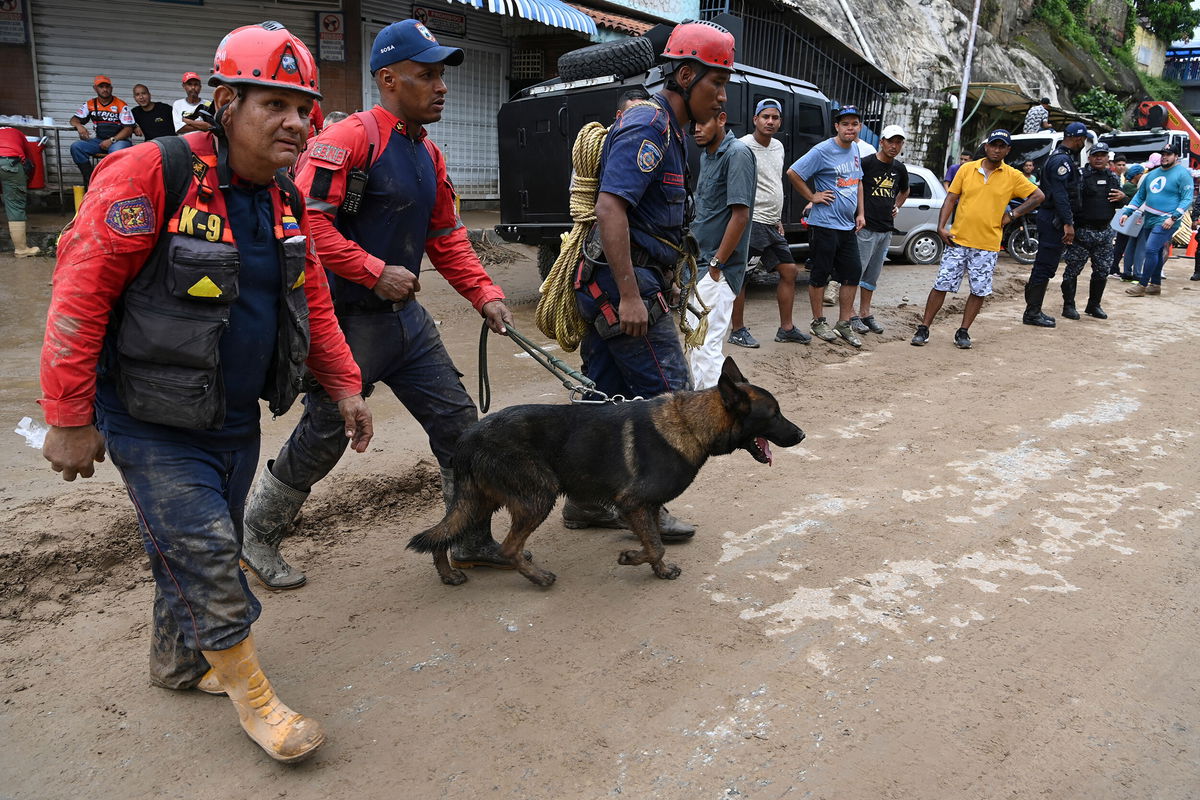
[39,22,370,764]
[239,19,516,590]
[561,19,734,536]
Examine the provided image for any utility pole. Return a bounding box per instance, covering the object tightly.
[950,0,983,169]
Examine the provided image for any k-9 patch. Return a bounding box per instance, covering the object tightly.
[309,142,348,166]
[636,139,663,173]
[104,196,155,236]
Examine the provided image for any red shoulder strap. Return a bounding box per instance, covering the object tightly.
[353,110,381,168]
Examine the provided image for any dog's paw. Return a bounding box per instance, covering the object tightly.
[618,549,643,566]
[439,569,469,586]
[526,569,557,587]
[653,562,682,580]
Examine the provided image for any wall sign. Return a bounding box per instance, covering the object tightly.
[317,11,345,63]
[0,0,29,45]
[414,6,466,38]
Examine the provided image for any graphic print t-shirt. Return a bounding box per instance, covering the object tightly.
[861,154,909,232]
[789,138,862,231]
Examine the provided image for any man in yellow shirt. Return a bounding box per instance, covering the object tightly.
[911,130,1045,349]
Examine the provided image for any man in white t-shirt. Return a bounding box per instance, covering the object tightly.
[729,98,810,347]
[172,72,213,133]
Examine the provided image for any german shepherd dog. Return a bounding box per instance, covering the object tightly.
[408,358,804,586]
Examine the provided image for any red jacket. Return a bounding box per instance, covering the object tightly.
[294,104,504,312]
[40,132,361,427]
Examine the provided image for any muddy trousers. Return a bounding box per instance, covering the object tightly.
[103,430,262,689]
[270,299,478,492]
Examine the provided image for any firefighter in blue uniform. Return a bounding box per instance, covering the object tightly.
[1023,120,1087,327]
[563,20,735,536]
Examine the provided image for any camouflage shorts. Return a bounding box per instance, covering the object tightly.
[933,245,998,296]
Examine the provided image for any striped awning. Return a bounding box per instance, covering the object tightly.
[448,0,597,35]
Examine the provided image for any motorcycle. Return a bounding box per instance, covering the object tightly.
[1002,209,1039,264]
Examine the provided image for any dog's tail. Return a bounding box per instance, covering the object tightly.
[407,498,479,554]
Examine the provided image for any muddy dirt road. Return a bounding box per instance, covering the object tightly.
[2,242,1198,799]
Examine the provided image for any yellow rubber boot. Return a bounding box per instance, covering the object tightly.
[195,668,226,695]
[9,221,41,258]
[202,634,325,763]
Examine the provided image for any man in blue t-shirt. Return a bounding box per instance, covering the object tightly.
[787,106,866,347]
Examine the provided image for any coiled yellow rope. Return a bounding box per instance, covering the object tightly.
[534,108,709,352]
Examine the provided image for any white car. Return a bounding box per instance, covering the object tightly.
[888,164,946,265]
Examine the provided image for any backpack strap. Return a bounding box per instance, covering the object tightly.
[154,135,194,229]
[352,109,381,168]
[273,167,305,220]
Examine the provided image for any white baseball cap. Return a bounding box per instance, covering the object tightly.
[880,124,906,140]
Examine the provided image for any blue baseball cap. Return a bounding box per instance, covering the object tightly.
[1064,121,1088,136]
[986,129,1012,145]
[755,98,782,116]
[833,105,860,121]
[1089,142,1110,154]
[1126,163,1145,178]
[370,19,464,73]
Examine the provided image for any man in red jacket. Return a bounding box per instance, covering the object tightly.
[240,19,514,590]
[39,22,370,764]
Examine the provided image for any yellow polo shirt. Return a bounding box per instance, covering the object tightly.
[948,160,1037,251]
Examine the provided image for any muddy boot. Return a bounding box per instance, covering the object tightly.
[196,668,226,696]
[1084,274,1108,319]
[440,467,517,570]
[1022,282,1056,327]
[1060,277,1080,320]
[562,498,624,529]
[8,221,40,257]
[203,634,325,764]
[241,461,308,590]
[653,507,696,541]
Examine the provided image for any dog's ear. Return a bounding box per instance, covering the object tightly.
[720,357,747,384]
[717,370,750,414]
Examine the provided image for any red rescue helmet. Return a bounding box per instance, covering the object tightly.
[662,20,735,70]
[209,21,322,100]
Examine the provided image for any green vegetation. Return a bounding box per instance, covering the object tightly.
[1074,87,1126,126]
[1134,0,1200,45]
[1034,0,1106,63]
[1138,72,1182,102]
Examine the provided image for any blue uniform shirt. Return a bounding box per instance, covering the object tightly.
[598,93,687,266]
[331,125,438,311]
[1038,145,1081,226]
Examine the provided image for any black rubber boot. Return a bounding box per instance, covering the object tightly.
[241,460,308,590]
[442,467,519,570]
[1022,282,1056,327]
[78,161,94,191]
[1061,278,1080,320]
[1084,274,1109,319]
[562,499,696,541]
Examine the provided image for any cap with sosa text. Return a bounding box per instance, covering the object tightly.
[370,19,464,72]
[755,98,782,116]
[93,75,112,86]
[986,129,1011,145]
[181,72,201,84]
[1064,121,1088,136]
[880,124,906,140]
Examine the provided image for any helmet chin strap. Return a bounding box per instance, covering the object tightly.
[666,63,709,123]
[205,100,234,190]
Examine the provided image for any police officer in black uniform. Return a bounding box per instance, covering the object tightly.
[1061,142,1125,320]
[1023,121,1087,327]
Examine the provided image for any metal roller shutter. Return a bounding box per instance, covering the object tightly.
[32,0,320,186]
[362,0,507,198]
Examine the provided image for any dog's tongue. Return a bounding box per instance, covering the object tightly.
[757,436,773,466]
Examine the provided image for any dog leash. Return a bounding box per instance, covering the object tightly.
[477,321,642,412]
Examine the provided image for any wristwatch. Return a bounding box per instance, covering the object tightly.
[709,256,724,270]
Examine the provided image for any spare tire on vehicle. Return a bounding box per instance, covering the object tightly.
[556,37,657,82]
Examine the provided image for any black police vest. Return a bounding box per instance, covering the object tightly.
[1078,167,1118,226]
[112,136,311,431]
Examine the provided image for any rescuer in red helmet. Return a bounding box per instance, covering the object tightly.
[562,20,735,536]
[38,21,371,764]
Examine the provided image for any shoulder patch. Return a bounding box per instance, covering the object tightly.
[1057,164,1069,176]
[308,142,348,167]
[104,196,155,236]
[637,139,664,173]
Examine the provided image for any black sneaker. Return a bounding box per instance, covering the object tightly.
[1191,272,1200,281]
[861,315,884,334]
[911,325,929,346]
[954,327,972,349]
[775,326,812,344]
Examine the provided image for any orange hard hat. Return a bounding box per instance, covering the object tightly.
[662,20,735,70]
[209,21,321,99]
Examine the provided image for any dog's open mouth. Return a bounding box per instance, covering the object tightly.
[746,436,773,465]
